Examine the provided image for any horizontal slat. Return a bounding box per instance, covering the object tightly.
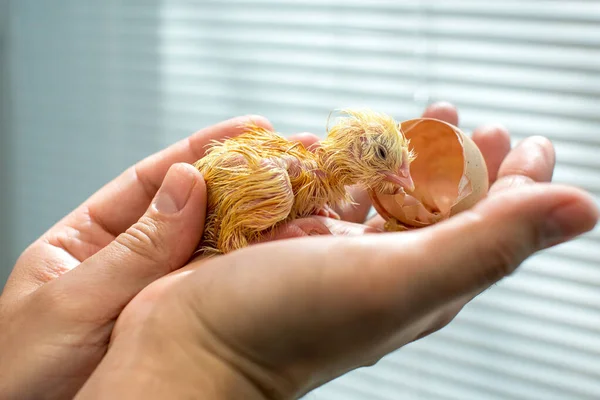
[427,1,600,23]
[442,106,600,146]
[523,251,600,288]
[554,165,600,195]
[432,82,600,122]
[458,301,600,356]
[502,269,600,312]
[554,140,600,169]
[402,336,600,398]
[16,89,600,188]
[331,367,489,400]
[161,89,412,123]
[441,319,600,379]
[550,236,600,264]
[384,344,598,400]
[16,47,600,108]
[22,21,600,76]
[428,61,600,98]
[159,27,600,70]
[471,286,600,335]
[155,5,600,47]
[79,0,600,26]
[366,352,558,400]
[310,379,395,400]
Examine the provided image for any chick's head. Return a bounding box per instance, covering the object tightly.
[323,109,416,194]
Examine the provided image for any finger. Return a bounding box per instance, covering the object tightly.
[262,216,381,243]
[333,186,373,223]
[491,136,556,193]
[73,115,272,239]
[39,163,207,319]
[288,132,320,149]
[471,124,512,184]
[421,101,459,126]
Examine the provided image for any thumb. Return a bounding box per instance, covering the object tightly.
[134,184,597,398]
[390,184,598,308]
[46,162,207,318]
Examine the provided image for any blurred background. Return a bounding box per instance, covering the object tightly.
[1,1,600,399]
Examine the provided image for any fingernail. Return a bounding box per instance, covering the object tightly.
[543,202,592,247]
[152,164,196,214]
[503,175,535,189]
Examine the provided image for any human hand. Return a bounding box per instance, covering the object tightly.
[0,115,289,399]
[77,103,599,399]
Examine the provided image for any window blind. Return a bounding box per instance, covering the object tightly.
[4,1,600,399]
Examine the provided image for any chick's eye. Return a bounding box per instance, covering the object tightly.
[375,145,387,159]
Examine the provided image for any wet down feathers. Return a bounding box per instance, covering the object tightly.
[193,109,416,255]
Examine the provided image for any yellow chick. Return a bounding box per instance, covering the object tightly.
[194,109,416,254]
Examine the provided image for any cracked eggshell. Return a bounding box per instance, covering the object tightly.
[369,118,489,231]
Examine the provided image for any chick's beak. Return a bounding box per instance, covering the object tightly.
[383,172,415,193]
[382,162,415,193]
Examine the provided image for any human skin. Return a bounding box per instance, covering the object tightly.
[0,115,276,399]
[0,105,462,399]
[74,105,599,399]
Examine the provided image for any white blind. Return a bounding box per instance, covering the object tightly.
[4,1,600,399]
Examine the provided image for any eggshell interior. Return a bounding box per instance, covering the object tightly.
[369,118,489,230]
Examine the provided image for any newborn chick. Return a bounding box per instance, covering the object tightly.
[194,109,416,254]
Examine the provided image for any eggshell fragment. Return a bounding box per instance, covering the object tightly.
[369,118,489,231]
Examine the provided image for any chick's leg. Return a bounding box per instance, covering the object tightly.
[212,160,295,253]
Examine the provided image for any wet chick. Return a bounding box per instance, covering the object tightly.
[194,109,416,254]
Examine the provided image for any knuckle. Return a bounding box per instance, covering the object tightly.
[501,166,534,180]
[456,208,542,288]
[116,216,168,265]
[414,308,461,342]
[461,210,530,284]
[361,355,383,369]
[478,231,523,283]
